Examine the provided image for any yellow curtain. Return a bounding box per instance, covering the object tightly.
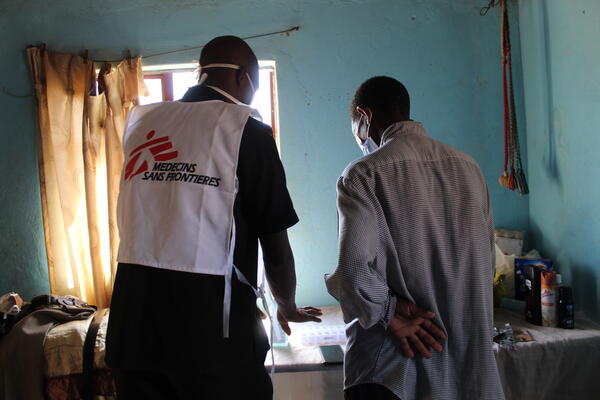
[27,47,147,308]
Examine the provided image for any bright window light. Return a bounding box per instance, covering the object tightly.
[139,61,279,144]
[140,79,164,105]
[172,71,197,100]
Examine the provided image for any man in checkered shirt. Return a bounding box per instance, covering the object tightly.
[326,77,504,400]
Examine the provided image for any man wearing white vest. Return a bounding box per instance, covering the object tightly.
[106,36,322,400]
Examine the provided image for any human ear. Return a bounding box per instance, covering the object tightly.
[235,68,245,87]
[356,107,372,125]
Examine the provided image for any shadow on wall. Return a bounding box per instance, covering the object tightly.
[541,0,561,186]
[571,265,599,322]
[529,219,599,323]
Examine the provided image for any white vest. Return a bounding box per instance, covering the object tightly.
[117,100,252,336]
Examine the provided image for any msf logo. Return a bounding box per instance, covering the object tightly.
[124,130,178,180]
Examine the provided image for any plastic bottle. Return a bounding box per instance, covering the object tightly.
[525,267,542,325]
[541,271,557,327]
[555,274,563,288]
[557,286,575,329]
[503,323,515,348]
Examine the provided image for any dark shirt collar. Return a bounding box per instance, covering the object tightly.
[180,85,232,103]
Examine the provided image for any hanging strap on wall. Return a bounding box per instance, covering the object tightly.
[498,0,529,195]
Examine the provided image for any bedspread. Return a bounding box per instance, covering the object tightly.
[44,310,115,399]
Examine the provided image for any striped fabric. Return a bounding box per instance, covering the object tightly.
[326,121,504,400]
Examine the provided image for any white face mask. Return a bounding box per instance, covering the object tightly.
[198,63,258,109]
[358,137,379,155]
[352,115,379,155]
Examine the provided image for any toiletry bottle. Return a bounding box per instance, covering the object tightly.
[557,286,575,329]
[525,266,542,325]
[541,271,557,327]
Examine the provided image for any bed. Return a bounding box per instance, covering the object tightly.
[43,309,115,400]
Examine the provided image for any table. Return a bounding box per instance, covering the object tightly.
[493,308,600,400]
[266,306,344,400]
[267,306,600,400]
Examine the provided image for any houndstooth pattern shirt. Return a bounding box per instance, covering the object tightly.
[326,121,504,400]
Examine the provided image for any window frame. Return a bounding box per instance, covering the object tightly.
[143,73,174,102]
[140,63,280,142]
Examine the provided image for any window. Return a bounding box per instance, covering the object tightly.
[139,62,280,144]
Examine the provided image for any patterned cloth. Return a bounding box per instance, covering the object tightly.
[326,121,504,400]
[0,298,96,400]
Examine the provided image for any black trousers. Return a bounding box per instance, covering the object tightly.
[345,383,400,400]
[114,363,272,400]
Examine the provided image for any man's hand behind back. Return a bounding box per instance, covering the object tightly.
[388,298,446,359]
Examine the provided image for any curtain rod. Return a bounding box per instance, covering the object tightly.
[3,26,300,99]
[101,25,300,63]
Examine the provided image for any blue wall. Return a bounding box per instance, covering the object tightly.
[0,0,529,306]
[0,10,50,299]
[518,0,600,322]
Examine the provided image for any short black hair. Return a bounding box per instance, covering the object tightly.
[350,76,410,120]
[200,36,257,68]
[199,36,259,82]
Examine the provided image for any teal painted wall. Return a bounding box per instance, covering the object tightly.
[0,8,50,299]
[518,0,600,322]
[0,0,529,306]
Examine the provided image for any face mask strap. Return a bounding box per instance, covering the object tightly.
[198,64,256,99]
[246,73,256,94]
[359,137,379,156]
[202,63,241,70]
[354,109,379,155]
[354,113,370,143]
[198,63,241,85]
